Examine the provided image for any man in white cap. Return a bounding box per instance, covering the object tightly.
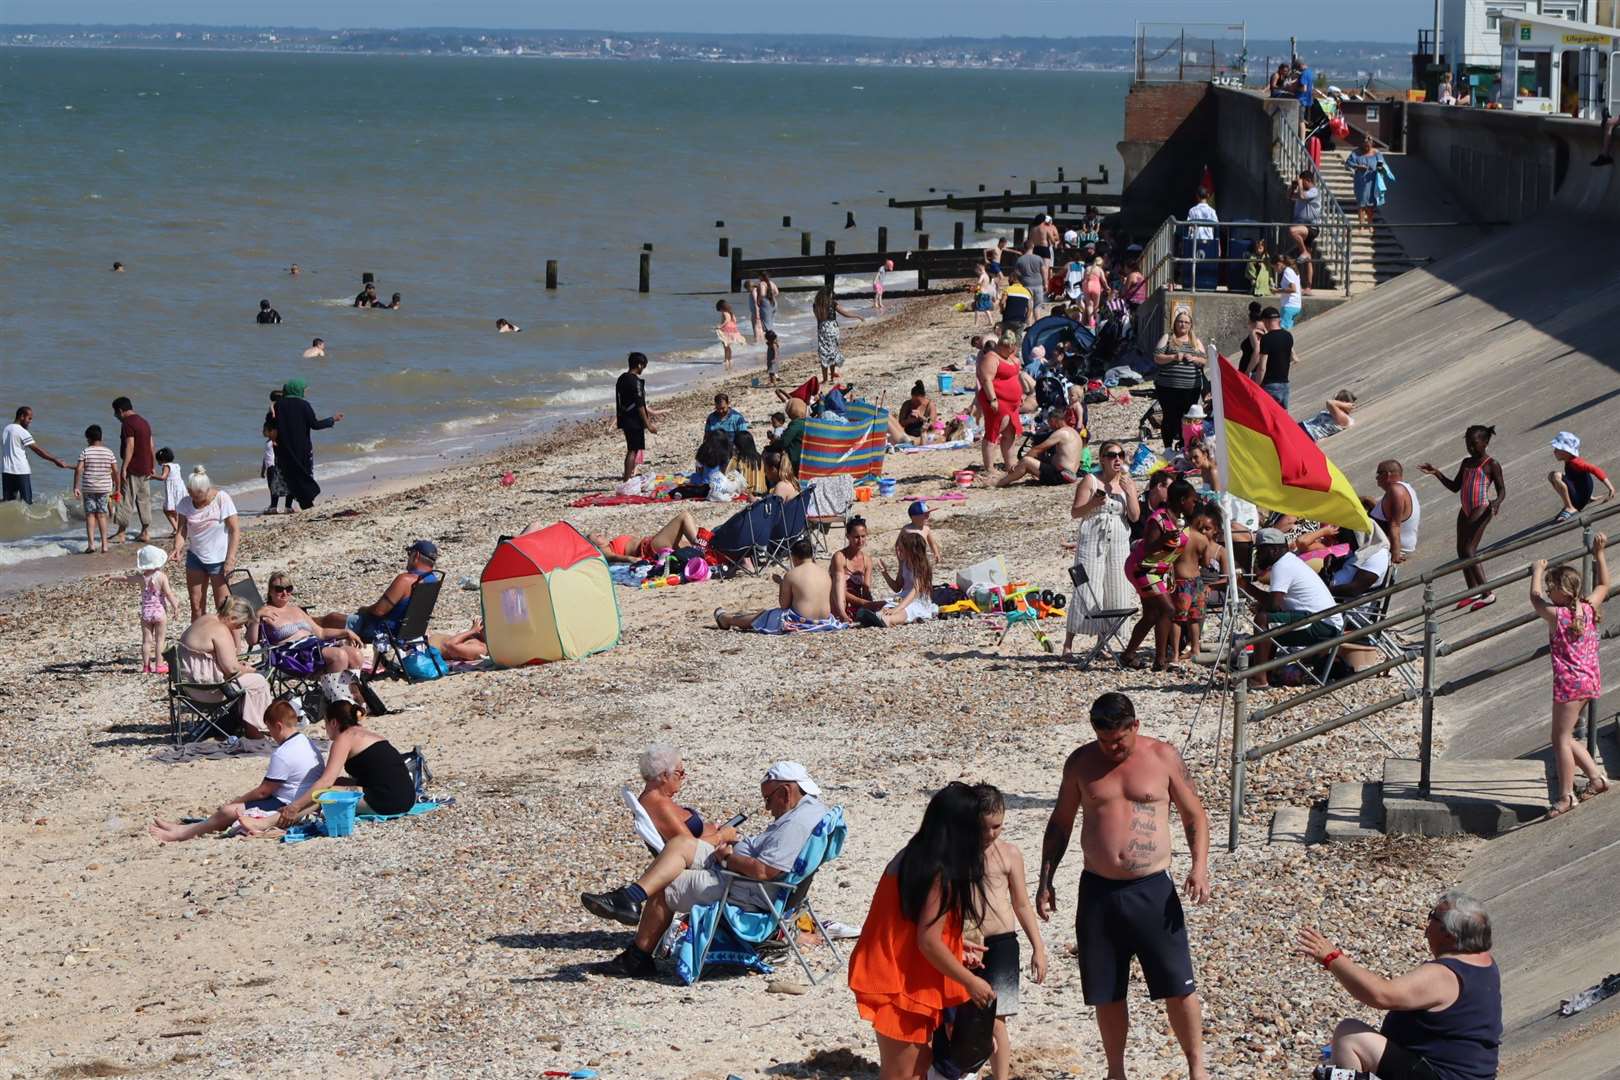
[581,761,827,977]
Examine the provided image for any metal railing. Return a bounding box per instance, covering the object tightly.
[1273,115,1355,292]
[1225,499,1620,850]
[1134,21,1248,85]
[1140,216,1353,300]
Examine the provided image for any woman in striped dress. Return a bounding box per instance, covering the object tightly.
[1063,440,1140,658]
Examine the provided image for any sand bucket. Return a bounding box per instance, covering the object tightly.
[937,372,955,393]
[682,557,711,583]
[315,789,364,837]
[854,486,872,502]
[877,477,897,497]
[954,469,975,488]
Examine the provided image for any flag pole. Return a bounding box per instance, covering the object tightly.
[1207,343,1240,726]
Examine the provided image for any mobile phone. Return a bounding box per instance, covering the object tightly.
[724,813,748,829]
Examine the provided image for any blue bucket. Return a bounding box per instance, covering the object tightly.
[315,789,363,837]
[877,477,897,497]
[936,372,955,393]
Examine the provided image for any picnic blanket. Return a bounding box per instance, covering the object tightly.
[280,798,453,843]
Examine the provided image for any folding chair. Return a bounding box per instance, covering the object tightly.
[374,575,444,681]
[226,568,264,612]
[803,475,855,558]
[165,645,248,745]
[260,628,326,715]
[621,785,665,855]
[708,496,785,576]
[1068,566,1136,669]
[762,486,815,571]
[1322,568,1419,692]
[682,805,846,986]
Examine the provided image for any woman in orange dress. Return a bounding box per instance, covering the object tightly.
[848,782,996,1079]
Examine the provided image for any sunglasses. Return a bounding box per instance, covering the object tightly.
[271,584,294,594]
[1101,450,1126,459]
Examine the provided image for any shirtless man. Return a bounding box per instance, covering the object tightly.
[302,337,326,360]
[1032,214,1061,276]
[996,409,1083,487]
[714,539,834,632]
[1037,692,1211,1080]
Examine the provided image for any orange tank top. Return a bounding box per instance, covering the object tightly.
[847,871,969,1014]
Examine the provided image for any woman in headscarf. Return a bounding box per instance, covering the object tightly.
[273,379,343,511]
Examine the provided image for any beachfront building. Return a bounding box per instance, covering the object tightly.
[1497,12,1620,115]
[1432,0,1615,96]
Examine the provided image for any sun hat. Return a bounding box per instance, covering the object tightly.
[908,500,931,518]
[1063,229,1079,246]
[135,545,168,572]
[763,760,820,796]
[1257,527,1289,546]
[1551,431,1581,455]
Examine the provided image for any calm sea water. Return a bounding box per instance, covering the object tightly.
[0,48,1126,563]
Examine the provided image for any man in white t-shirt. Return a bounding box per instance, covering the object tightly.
[1243,528,1341,688]
[1185,189,1219,290]
[2,406,69,505]
[149,702,325,842]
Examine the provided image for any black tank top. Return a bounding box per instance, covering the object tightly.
[1380,957,1500,1080]
[345,739,415,816]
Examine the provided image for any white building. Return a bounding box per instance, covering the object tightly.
[1441,0,1604,70]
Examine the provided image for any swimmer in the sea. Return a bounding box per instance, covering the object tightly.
[256,299,282,325]
[111,261,125,272]
[496,319,521,333]
[353,282,377,308]
[372,292,401,310]
[302,337,326,360]
[288,263,300,276]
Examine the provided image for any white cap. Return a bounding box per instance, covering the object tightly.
[763,760,820,796]
[1551,431,1581,455]
[1063,229,1079,246]
[135,545,168,572]
[1184,403,1206,420]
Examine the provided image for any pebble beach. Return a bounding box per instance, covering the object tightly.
[0,294,1475,1078]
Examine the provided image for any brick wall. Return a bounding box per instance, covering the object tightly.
[1123,82,1212,143]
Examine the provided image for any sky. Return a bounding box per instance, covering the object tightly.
[2,0,1419,43]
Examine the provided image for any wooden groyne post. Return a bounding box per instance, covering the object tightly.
[823,240,837,289]
[639,252,650,293]
[877,226,888,254]
[953,221,964,249]
[717,237,728,257]
[730,247,743,292]
[801,231,812,256]
[916,234,930,291]
[545,260,558,289]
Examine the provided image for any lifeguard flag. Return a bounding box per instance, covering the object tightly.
[1200,164,1215,200]
[1208,350,1372,534]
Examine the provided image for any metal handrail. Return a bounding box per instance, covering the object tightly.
[1224,500,1620,850]
[1273,112,1353,293]
[1141,215,1353,300]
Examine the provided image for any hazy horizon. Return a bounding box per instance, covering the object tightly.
[1,1,1421,43]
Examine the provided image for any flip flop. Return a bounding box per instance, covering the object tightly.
[1545,796,1576,819]
[1470,594,1497,611]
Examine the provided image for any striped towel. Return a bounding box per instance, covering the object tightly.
[799,400,887,481]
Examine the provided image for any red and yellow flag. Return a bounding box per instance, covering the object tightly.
[1209,352,1372,533]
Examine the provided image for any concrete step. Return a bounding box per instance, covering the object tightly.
[1381,757,1550,837]
[1324,781,1384,842]
[1269,805,1325,846]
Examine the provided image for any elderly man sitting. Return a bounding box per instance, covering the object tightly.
[581,761,828,979]
[318,539,440,640]
[1299,890,1501,1080]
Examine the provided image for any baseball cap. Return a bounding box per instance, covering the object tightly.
[406,539,439,563]
[1261,306,1281,320]
[763,760,820,796]
[1551,431,1581,455]
[1063,229,1079,246]
[908,500,931,518]
[1256,527,1289,546]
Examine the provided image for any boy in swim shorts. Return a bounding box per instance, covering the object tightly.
[1169,503,1225,662]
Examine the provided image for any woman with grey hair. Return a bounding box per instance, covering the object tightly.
[171,465,240,621]
[176,593,274,740]
[636,743,741,847]
[1298,889,1500,1080]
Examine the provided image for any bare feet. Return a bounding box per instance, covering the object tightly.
[148,819,186,843]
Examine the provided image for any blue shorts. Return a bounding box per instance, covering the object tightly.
[345,612,388,639]
[82,493,110,516]
[185,550,226,576]
[1281,307,1300,330]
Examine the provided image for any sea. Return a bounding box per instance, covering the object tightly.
[0,47,1127,568]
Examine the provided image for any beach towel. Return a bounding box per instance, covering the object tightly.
[799,400,887,481]
[755,610,847,635]
[894,438,974,453]
[280,798,452,843]
[674,806,846,984]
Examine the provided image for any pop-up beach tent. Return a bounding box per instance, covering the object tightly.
[480,523,621,666]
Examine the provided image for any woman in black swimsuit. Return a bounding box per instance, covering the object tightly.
[271,700,415,825]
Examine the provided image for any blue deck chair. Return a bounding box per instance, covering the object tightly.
[708,495,786,576]
[760,483,815,570]
[676,805,847,986]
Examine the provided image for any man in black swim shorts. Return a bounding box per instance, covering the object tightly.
[1037,692,1213,1080]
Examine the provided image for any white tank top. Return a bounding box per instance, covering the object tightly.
[1372,480,1420,554]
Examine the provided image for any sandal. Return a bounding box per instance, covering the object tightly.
[1546,795,1576,818]
[1470,593,1497,611]
[1580,778,1611,801]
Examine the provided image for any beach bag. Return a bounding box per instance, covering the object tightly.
[400,646,448,682]
[277,636,327,677]
[399,745,433,802]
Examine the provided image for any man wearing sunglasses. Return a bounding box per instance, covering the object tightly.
[318,539,440,641]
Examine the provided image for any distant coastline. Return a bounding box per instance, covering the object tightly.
[0,26,1413,79]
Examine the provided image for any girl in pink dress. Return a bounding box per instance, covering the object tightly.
[1531,532,1612,817]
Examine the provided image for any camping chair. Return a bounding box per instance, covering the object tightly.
[165,645,248,745]
[374,575,444,681]
[1321,567,1419,692]
[762,485,815,570]
[708,496,785,576]
[621,785,665,856]
[259,628,327,717]
[803,475,855,557]
[1068,566,1136,670]
[679,805,846,986]
[227,568,264,612]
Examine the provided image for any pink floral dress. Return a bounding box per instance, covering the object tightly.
[1550,602,1602,703]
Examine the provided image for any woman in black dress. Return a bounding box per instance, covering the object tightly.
[273,379,343,511]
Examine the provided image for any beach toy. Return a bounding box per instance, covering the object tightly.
[937,372,955,393]
[499,470,516,487]
[877,477,897,497]
[854,486,872,502]
[641,575,681,590]
[954,469,975,488]
[315,789,363,837]
[682,557,710,583]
